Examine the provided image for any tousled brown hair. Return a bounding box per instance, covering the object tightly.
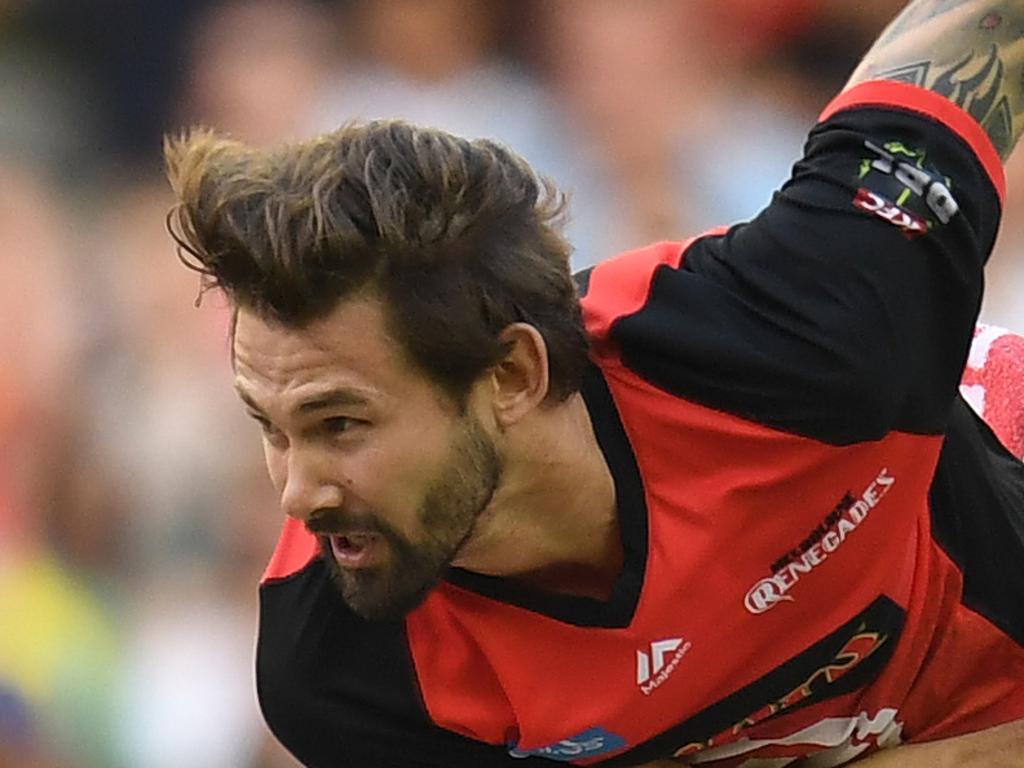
[164,121,589,402]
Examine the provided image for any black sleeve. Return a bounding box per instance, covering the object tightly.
[607,88,1003,445]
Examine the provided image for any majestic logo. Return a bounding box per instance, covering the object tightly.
[745,468,896,614]
[507,727,627,761]
[636,638,692,695]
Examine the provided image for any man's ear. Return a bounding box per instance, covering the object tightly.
[489,323,550,427]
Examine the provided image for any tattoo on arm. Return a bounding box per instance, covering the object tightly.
[848,0,1024,158]
[875,0,973,46]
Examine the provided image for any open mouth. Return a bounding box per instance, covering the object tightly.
[328,532,381,568]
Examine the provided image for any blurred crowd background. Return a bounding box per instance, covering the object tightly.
[2,1,1022,766]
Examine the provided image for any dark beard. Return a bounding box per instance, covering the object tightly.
[318,413,501,621]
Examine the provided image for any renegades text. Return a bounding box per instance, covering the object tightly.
[745,469,897,614]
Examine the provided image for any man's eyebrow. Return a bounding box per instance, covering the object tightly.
[234,386,372,416]
[236,388,267,415]
[297,389,370,413]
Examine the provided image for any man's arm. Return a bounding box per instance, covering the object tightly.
[847,0,1024,159]
[848,719,1024,767]
[635,719,1024,767]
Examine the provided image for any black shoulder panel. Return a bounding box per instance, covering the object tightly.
[257,560,555,767]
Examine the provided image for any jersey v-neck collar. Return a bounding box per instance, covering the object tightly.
[444,363,649,628]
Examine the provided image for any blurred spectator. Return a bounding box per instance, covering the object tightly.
[539,0,700,256]
[0,164,82,452]
[538,0,905,257]
[18,0,210,169]
[314,0,552,157]
[0,540,122,767]
[0,6,102,178]
[116,565,266,768]
[0,683,61,768]
[310,0,593,259]
[82,176,294,766]
[984,148,1024,330]
[0,161,122,767]
[85,181,247,571]
[176,0,335,146]
[113,458,295,767]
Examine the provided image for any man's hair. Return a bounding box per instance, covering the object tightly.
[164,121,589,402]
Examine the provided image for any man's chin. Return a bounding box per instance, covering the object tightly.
[322,550,440,621]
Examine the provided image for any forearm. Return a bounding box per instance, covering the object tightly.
[634,720,1024,768]
[848,0,1024,159]
[849,718,1024,767]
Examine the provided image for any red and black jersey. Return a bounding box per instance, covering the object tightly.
[256,82,1024,767]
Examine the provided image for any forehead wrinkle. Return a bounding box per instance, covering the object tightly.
[232,330,312,396]
[234,378,378,421]
[231,296,431,420]
[233,325,397,422]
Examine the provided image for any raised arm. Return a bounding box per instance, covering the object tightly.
[848,0,1024,159]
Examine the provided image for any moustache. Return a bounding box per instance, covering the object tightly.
[305,508,386,537]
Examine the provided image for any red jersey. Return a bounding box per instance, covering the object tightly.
[256,82,1024,767]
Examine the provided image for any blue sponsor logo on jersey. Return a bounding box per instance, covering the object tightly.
[508,727,627,761]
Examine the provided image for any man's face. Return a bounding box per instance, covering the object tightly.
[232,296,501,620]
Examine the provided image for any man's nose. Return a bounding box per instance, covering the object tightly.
[279,450,343,524]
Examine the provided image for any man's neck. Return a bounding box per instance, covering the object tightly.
[451,392,622,599]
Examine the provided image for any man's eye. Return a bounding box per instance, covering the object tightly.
[323,417,357,434]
